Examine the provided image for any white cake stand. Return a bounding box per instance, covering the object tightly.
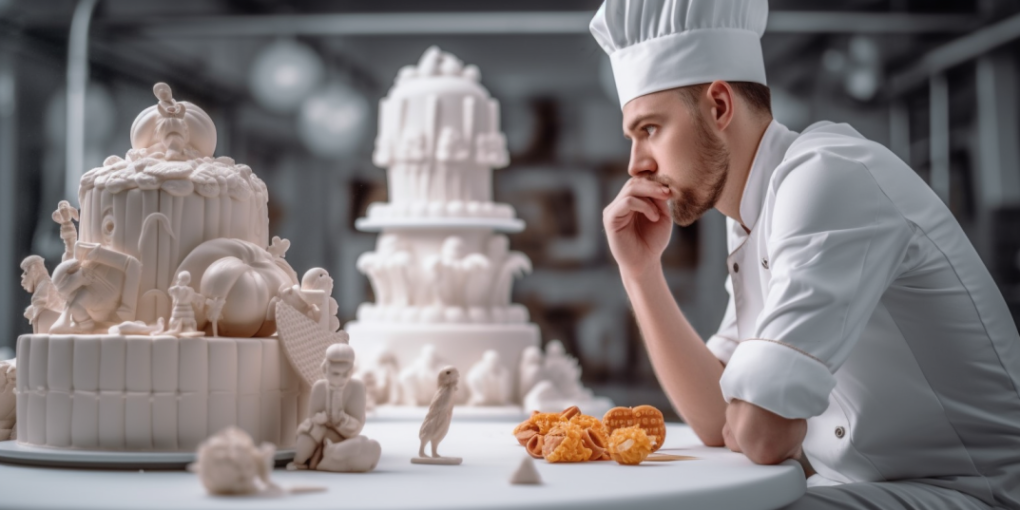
[0,441,295,470]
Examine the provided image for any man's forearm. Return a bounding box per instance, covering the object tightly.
[622,265,727,446]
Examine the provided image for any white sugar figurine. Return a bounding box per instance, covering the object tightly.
[189,426,279,496]
[412,366,462,465]
[288,344,381,473]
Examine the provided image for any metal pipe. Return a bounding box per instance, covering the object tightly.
[890,11,1020,96]
[929,74,950,204]
[89,11,978,38]
[65,0,99,206]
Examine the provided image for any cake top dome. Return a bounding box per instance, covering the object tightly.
[79,83,266,204]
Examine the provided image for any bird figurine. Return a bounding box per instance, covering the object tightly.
[411,366,462,465]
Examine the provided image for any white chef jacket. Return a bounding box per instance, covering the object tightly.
[706,120,1020,507]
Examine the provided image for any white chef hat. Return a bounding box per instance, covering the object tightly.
[590,0,769,108]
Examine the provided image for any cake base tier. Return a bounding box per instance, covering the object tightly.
[0,440,296,470]
[345,321,539,403]
[15,333,306,452]
[355,216,524,232]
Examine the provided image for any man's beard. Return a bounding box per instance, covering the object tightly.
[655,113,730,227]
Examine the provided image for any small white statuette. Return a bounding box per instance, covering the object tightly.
[288,344,380,472]
[50,200,79,262]
[466,350,511,406]
[50,241,142,334]
[20,256,64,334]
[189,426,279,496]
[412,366,462,465]
[0,359,16,441]
[168,271,204,337]
[267,236,291,259]
[399,344,448,406]
[518,345,544,404]
[542,340,589,400]
[509,455,542,485]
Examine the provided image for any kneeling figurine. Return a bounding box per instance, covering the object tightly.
[288,343,381,473]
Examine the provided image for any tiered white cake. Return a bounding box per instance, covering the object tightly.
[11,84,330,451]
[346,47,541,407]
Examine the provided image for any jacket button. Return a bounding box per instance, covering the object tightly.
[733,262,740,273]
[761,258,769,269]
[835,426,845,439]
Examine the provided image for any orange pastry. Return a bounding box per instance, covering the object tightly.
[608,425,653,465]
[542,423,591,463]
[602,406,636,435]
[525,434,545,459]
[632,405,666,452]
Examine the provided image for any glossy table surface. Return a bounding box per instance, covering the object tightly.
[0,421,806,510]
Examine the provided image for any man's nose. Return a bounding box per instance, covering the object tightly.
[627,142,656,178]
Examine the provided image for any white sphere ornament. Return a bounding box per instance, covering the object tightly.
[297,82,369,159]
[249,39,325,114]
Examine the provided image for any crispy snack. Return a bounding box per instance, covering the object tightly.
[560,405,581,420]
[531,412,567,435]
[513,420,540,446]
[542,423,592,463]
[602,406,636,435]
[632,405,666,452]
[581,427,609,461]
[568,413,603,433]
[608,425,653,465]
[526,434,545,459]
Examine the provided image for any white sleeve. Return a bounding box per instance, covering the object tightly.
[719,150,913,419]
[705,275,739,364]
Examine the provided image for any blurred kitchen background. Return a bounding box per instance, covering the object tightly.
[1,0,1019,418]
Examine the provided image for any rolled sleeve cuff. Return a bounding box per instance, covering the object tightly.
[706,335,740,365]
[719,339,836,419]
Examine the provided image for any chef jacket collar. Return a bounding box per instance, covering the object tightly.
[738,120,799,233]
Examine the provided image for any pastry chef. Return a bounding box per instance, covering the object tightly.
[592,1,1020,508]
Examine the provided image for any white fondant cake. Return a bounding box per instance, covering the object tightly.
[12,83,334,452]
[348,48,602,412]
[16,334,301,450]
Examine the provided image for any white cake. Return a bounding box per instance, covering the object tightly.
[346,47,542,408]
[12,83,317,451]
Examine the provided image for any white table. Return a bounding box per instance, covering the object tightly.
[0,422,806,510]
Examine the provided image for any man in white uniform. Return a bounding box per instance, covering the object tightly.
[591,1,1020,508]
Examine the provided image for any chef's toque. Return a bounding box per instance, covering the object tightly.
[590,0,769,108]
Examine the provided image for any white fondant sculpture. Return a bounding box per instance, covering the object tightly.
[344,47,608,414]
[509,455,542,485]
[275,288,350,388]
[20,256,63,334]
[518,345,544,402]
[49,241,142,334]
[190,426,279,496]
[51,200,79,262]
[520,340,612,415]
[168,271,203,337]
[288,344,380,472]
[14,83,315,453]
[466,350,512,406]
[0,359,15,441]
[399,345,448,406]
[412,366,461,465]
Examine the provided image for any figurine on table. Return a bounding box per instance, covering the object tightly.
[412,366,462,465]
[288,344,380,473]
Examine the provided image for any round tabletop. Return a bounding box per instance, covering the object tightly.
[0,422,805,510]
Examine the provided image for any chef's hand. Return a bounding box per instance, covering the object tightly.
[603,177,673,278]
[724,399,807,465]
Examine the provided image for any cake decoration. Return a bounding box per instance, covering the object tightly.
[11,82,341,453]
[509,455,543,485]
[190,426,280,496]
[412,366,462,465]
[288,344,381,473]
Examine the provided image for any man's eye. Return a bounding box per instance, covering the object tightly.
[644,125,657,136]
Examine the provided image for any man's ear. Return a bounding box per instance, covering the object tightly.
[705,81,735,132]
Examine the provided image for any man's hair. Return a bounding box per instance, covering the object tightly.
[675,82,772,116]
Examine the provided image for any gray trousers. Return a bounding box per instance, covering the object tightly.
[781,481,991,510]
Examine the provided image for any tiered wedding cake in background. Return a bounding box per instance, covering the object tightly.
[9,84,345,451]
[347,47,610,414]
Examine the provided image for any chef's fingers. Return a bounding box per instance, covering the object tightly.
[619,177,671,202]
[722,422,741,453]
[604,196,660,229]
